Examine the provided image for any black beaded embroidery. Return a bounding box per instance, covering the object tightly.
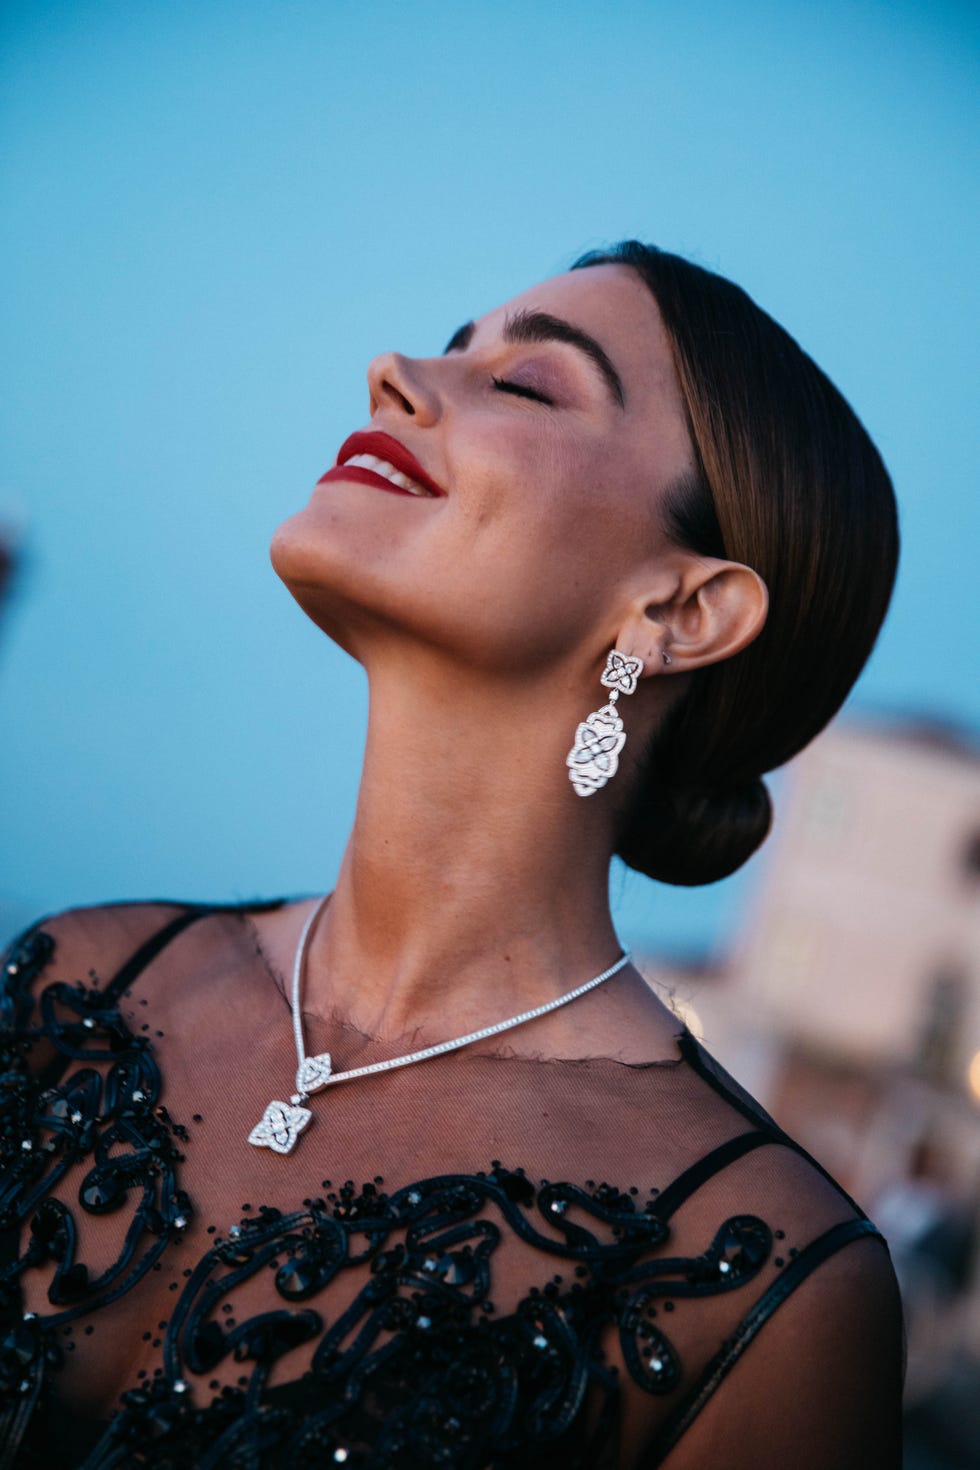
[0,915,876,1468]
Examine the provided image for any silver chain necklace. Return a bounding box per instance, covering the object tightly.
[248,894,631,1154]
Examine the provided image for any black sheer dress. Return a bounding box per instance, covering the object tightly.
[0,899,903,1468]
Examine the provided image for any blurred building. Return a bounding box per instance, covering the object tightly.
[728,717,980,1080]
[642,714,980,1437]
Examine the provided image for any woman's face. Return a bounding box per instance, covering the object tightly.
[271,264,695,676]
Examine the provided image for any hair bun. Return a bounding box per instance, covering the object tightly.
[617,777,772,886]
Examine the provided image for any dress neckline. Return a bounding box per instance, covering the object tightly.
[240,904,692,1074]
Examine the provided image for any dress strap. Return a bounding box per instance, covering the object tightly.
[651,1131,772,1221]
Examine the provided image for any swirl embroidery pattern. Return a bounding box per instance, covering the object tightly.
[0,922,776,1468]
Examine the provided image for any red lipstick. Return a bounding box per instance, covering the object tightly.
[318,431,446,498]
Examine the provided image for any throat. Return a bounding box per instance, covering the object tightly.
[294,656,628,1047]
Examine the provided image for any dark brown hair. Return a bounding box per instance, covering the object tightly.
[574,242,899,886]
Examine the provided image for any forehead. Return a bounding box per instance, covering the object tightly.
[476,264,685,415]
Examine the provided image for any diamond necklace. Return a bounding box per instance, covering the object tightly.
[248,894,632,1155]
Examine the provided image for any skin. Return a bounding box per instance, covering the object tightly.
[267,264,768,1060]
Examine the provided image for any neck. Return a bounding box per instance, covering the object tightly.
[305,649,628,1040]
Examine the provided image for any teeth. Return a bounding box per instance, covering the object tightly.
[343,452,428,496]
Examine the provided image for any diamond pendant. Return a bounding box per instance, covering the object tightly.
[248,1099,312,1154]
[566,702,627,796]
[296,1051,333,1094]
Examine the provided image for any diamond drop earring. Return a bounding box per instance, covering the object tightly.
[565,649,644,797]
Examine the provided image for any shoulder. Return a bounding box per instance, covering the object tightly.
[1,897,291,1024]
[1,896,292,1082]
[2,899,197,995]
[629,1034,905,1468]
[0,901,186,1090]
[667,1031,871,1222]
[2,895,295,975]
[651,1227,904,1469]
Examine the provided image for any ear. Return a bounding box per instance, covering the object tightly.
[615,555,769,676]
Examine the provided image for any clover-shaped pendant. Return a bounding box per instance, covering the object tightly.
[296,1052,333,1095]
[600,650,643,697]
[248,1099,312,1154]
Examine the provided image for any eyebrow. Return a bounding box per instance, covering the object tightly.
[443,310,625,408]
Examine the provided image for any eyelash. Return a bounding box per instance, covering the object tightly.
[491,376,553,406]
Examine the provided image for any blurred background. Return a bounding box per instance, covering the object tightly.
[1,1,978,1461]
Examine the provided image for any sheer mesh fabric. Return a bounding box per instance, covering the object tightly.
[0,900,904,1468]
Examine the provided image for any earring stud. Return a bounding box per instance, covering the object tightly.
[565,650,643,797]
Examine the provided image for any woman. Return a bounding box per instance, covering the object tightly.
[1,242,904,1467]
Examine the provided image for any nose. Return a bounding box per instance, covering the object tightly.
[367,351,441,425]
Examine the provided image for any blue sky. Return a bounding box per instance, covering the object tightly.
[1,0,977,953]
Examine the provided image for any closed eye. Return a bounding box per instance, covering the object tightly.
[491,376,553,406]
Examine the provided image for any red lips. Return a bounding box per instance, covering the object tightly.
[318,431,446,498]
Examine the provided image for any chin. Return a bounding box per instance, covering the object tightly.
[267,513,389,660]
[269,507,344,594]
[268,512,303,580]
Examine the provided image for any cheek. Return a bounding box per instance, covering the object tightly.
[468,428,656,569]
[449,419,614,539]
[445,429,656,630]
